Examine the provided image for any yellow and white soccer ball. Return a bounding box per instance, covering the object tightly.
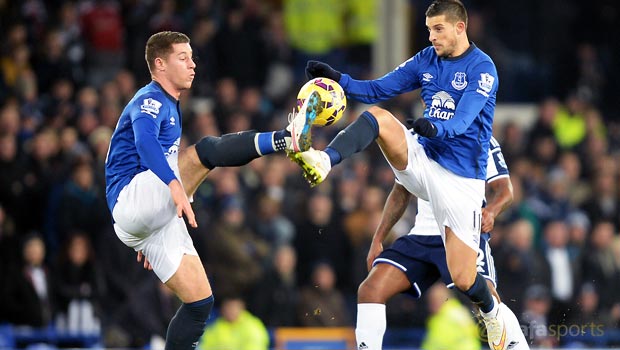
[296,77,347,127]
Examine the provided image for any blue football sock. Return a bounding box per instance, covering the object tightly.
[461,274,495,313]
[165,295,214,350]
[325,111,379,166]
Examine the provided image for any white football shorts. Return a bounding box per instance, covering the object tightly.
[383,125,485,252]
[112,165,197,283]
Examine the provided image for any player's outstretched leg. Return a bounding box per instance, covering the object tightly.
[177,94,322,196]
[355,264,411,350]
[445,227,508,350]
[290,106,407,186]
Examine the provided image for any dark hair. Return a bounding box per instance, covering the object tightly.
[425,0,468,27]
[145,31,190,73]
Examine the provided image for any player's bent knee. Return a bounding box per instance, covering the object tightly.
[367,106,392,124]
[195,136,219,170]
[358,278,384,303]
[451,271,477,291]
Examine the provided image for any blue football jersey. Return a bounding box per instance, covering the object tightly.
[340,43,498,180]
[105,81,182,211]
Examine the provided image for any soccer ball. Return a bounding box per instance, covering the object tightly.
[296,78,347,127]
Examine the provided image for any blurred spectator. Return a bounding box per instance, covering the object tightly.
[53,232,104,335]
[297,262,351,327]
[283,0,345,82]
[4,233,55,327]
[252,192,296,248]
[262,11,294,107]
[293,191,351,289]
[79,0,124,87]
[552,92,588,150]
[107,276,180,348]
[520,284,556,348]
[33,29,74,93]
[344,0,377,79]
[541,220,581,325]
[421,283,481,350]
[580,170,620,229]
[190,17,218,97]
[214,1,267,88]
[566,283,603,327]
[198,295,269,350]
[148,0,184,34]
[56,1,85,83]
[204,195,269,299]
[56,161,108,243]
[53,232,104,306]
[556,151,590,206]
[249,245,299,327]
[582,221,620,310]
[494,219,547,316]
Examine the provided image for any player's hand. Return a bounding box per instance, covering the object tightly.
[413,118,438,137]
[305,60,342,82]
[169,179,197,228]
[481,208,496,233]
[366,241,384,272]
[137,250,153,270]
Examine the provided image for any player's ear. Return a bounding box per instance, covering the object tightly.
[456,21,466,34]
[154,57,166,71]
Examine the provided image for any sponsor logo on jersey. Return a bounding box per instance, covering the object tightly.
[422,72,434,82]
[428,91,455,120]
[451,72,468,90]
[476,73,495,97]
[141,98,162,118]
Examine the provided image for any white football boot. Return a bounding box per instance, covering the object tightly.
[499,303,530,350]
[286,90,322,153]
[288,148,332,187]
[482,297,509,350]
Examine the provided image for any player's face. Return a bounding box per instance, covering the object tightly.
[164,43,196,91]
[426,15,459,57]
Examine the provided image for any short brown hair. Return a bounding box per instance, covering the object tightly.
[145,31,190,73]
[425,0,468,27]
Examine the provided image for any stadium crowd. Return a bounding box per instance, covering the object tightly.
[0,0,619,348]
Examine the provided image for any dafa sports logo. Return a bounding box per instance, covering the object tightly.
[428,91,456,120]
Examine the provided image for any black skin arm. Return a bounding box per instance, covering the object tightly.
[366,182,412,270]
[482,177,513,233]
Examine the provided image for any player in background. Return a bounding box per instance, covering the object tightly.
[105,31,319,350]
[290,0,508,348]
[356,136,529,350]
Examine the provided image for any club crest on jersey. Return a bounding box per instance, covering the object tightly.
[451,72,467,90]
[141,98,162,118]
[428,91,455,120]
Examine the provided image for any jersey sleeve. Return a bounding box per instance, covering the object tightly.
[130,94,177,185]
[486,137,509,183]
[434,61,498,139]
[339,55,422,104]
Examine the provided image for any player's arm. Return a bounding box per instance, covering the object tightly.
[133,115,197,228]
[307,55,422,104]
[339,61,420,104]
[367,182,412,271]
[481,177,513,233]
